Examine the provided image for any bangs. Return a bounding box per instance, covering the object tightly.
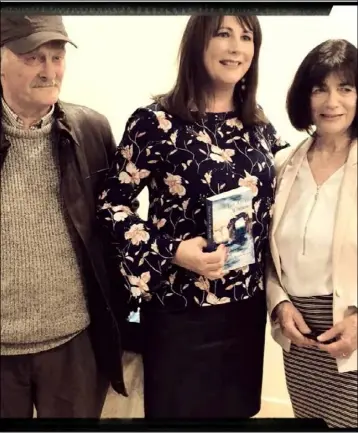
[235,15,255,33]
[213,15,256,34]
[307,56,357,89]
[203,17,223,48]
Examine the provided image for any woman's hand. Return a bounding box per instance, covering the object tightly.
[172,237,227,280]
[317,312,357,359]
[274,301,316,347]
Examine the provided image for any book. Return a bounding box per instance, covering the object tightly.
[206,186,255,272]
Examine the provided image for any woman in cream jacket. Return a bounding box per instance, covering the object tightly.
[267,39,357,428]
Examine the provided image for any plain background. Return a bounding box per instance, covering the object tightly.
[61,6,357,411]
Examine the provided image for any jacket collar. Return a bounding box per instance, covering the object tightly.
[347,138,357,166]
[271,136,314,237]
[54,101,80,146]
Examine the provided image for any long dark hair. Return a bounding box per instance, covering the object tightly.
[154,15,267,126]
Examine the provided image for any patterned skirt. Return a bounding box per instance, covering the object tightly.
[283,294,358,429]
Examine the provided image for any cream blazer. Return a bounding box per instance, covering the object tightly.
[266,137,357,373]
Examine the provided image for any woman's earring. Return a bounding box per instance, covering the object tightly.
[241,77,246,92]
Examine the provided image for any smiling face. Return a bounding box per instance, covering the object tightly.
[203,16,255,90]
[311,72,357,138]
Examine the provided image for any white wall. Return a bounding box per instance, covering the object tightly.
[61,6,357,146]
[60,7,357,413]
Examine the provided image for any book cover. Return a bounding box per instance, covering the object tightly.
[206,186,255,272]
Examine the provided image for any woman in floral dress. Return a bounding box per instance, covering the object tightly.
[97,15,288,418]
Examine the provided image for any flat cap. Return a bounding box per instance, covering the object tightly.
[0,14,77,54]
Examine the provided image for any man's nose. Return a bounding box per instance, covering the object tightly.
[38,60,57,82]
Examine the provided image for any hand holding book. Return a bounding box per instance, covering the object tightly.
[172,237,228,280]
[206,186,256,272]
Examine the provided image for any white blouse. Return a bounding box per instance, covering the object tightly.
[276,156,345,297]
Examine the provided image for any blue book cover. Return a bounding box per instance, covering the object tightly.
[206,186,255,272]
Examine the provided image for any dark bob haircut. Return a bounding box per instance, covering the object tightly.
[154,15,267,126]
[286,39,357,138]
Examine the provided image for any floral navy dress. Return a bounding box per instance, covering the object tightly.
[97,102,289,418]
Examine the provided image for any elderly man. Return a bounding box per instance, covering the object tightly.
[0,15,131,418]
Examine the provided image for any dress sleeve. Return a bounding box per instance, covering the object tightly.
[261,120,290,156]
[96,107,181,300]
[256,105,290,156]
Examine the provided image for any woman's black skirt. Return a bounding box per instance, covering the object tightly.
[140,290,267,419]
